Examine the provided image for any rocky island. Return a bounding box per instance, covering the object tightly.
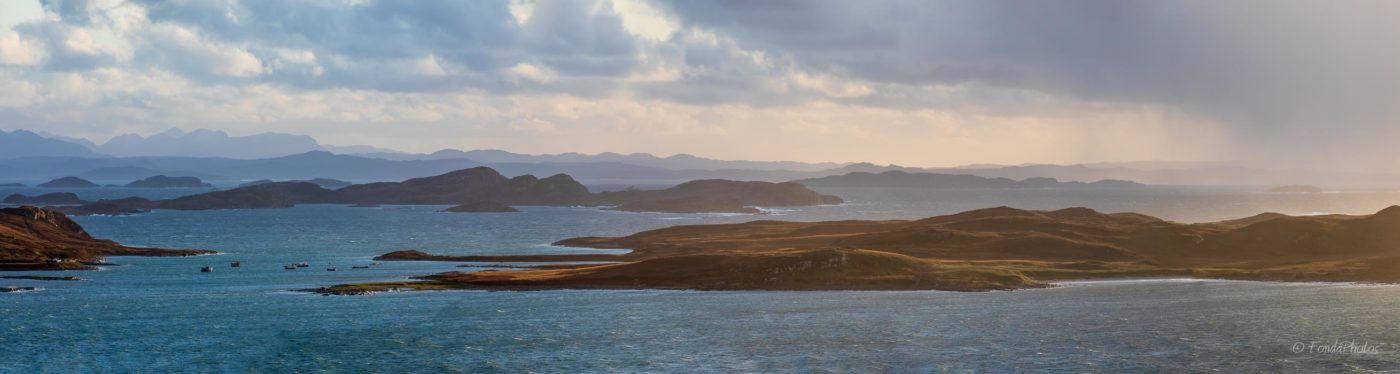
[320,205,1400,294]
[1,206,213,270]
[125,175,214,188]
[37,176,99,188]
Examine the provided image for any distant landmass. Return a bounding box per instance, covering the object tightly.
[324,205,1400,293]
[240,178,352,189]
[8,128,1400,187]
[3,192,86,205]
[793,171,1146,189]
[75,166,232,182]
[331,167,593,206]
[58,167,841,214]
[0,130,107,160]
[37,177,99,188]
[125,175,214,188]
[0,206,212,270]
[600,180,843,213]
[363,149,847,172]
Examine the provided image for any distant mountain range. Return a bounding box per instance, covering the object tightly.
[0,130,107,160]
[4,128,1399,187]
[0,128,850,173]
[358,149,845,172]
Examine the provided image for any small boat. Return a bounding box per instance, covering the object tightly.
[200,265,214,273]
[351,266,370,269]
[326,267,337,272]
[230,261,241,268]
[284,265,297,270]
[295,262,309,268]
[371,262,381,267]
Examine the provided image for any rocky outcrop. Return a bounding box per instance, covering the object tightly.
[0,206,212,270]
[336,205,1400,292]
[37,176,99,188]
[125,175,213,188]
[442,201,519,213]
[4,192,87,205]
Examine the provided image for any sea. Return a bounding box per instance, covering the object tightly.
[4,185,1400,372]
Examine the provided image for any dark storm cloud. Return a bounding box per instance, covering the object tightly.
[651,0,1400,148]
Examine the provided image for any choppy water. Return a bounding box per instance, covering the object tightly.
[4,186,1400,372]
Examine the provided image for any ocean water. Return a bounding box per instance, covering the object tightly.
[4,186,1400,371]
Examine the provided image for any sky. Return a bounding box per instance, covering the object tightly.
[1,0,1398,168]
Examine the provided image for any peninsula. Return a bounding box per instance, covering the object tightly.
[320,205,1400,293]
[1,206,213,270]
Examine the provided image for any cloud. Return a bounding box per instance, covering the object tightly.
[132,23,263,78]
[0,30,46,66]
[650,0,1400,160]
[40,0,96,25]
[3,0,1399,167]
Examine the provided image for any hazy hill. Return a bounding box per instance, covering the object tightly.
[357,148,847,172]
[0,130,106,160]
[96,129,321,159]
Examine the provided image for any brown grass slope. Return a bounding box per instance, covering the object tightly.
[0,206,213,270]
[329,206,1400,293]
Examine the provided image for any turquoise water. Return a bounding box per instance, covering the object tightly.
[5,187,1400,371]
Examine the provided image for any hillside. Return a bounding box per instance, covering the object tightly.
[0,206,212,270]
[325,206,1400,293]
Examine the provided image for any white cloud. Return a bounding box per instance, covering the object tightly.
[0,31,45,65]
[136,23,263,77]
[508,62,555,83]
